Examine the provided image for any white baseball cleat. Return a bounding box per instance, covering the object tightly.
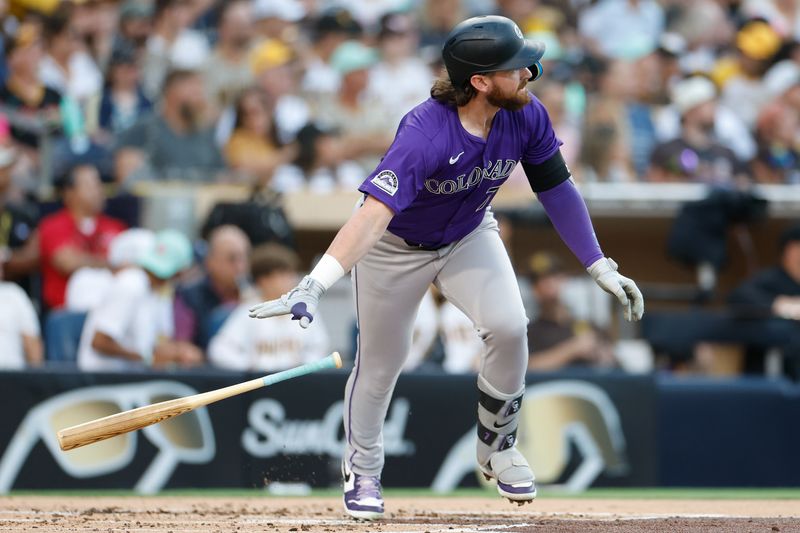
[342,462,384,520]
[480,448,537,505]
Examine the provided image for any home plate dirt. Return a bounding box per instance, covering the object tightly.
[1,496,798,532]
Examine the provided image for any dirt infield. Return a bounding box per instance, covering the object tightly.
[1,496,798,532]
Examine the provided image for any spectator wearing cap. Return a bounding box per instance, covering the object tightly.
[368,12,433,129]
[729,224,800,378]
[39,163,126,310]
[208,243,328,372]
[203,0,255,111]
[526,252,616,371]
[78,229,203,372]
[647,76,748,185]
[65,227,155,311]
[97,45,152,138]
[141,0,211,99]
[0,23,62,150]
[224,87,298,187]
[114,69,225,183]
[251,39,309,144]
[0,117,39,297]
[714,19,783,129]
[38,4,103,109]
[299,7,362,98]
[731,225,800,320]
[309,40,394,185]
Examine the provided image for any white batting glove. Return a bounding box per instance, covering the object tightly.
[248,276,326,328]
[587,257,644,322]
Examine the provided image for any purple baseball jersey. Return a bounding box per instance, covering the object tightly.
[359,93,561,247]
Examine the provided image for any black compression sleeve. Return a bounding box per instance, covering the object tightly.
[522,150,571,193]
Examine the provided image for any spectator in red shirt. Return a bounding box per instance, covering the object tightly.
[39,164,126,309]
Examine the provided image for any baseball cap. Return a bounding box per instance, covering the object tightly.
[526,252,565,282]
[138,229,193,280]
[671,76,716,116]
[330,41,378,75]
[108,229,155,268]
[314,8,361,38]
[250,39,293,75]
[736,20,782,61]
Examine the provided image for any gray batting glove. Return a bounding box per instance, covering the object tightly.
[248,275,326,328]
[587,257,644,322]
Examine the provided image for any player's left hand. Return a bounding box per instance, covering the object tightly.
[587,257,644,322]
[248,275,326,328]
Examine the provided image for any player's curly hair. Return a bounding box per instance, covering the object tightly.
[430,72,478,107]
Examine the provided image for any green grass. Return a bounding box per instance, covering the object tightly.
[7,488,800,499]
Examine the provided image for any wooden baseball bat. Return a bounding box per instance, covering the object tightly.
[57,352,342,452]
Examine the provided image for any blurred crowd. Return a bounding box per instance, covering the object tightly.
[0,0,799,376]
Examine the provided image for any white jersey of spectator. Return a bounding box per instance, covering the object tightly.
[402,288,438,371]
[0,282,41,370]
[764,60,800,100]
[208,301,329,372]
[440,301,483,374]
[578,0,664,59]
[368,57,434,129]
[301,55,342,98]
[66,268,114,311]
[720,76,772,130]
[66,229,156,312]
[77,267,173,372]
[39,51,103,104]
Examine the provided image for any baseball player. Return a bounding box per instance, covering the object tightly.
[250,15,644,520]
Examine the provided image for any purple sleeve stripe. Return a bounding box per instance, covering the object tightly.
[537,180,604,268]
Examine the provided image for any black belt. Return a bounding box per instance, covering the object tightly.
[404,239,448,251]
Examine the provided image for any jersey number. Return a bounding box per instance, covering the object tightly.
[476,186,501,212]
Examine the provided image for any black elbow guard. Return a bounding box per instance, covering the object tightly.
[522,150,571,193]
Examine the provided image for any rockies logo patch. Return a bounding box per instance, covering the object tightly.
[371,170,399,196]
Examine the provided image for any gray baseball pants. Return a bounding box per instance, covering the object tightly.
[343,210,529,476]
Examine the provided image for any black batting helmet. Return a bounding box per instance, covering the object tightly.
[442,15,546,89]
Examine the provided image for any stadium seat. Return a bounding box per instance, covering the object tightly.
[44,310,88,365]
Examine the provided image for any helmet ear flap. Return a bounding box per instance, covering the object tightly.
[530,61,543,82]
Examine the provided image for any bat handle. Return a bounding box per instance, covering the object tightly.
[261,352,342,387]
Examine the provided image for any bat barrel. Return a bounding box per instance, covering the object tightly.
[56,353,343,452]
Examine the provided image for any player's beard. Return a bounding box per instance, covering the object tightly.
[486,81,531,111]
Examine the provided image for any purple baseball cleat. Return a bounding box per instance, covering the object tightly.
[342,462,384,520]
[479,448,537,505]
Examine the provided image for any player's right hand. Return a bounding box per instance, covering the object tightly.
[248,275,326,328]
[587,257,645,322]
